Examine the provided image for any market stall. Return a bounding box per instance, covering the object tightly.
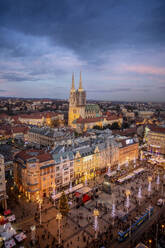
[4,238,16,248]
[14,232,27,242]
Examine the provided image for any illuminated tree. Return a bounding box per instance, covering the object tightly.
[59,191,69,216]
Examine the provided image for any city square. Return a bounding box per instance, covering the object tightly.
[4,158,164,248]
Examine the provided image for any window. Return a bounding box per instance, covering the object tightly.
[63,164,67,169]
[56,166,60,171]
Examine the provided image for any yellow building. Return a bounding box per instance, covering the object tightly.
[145,125,165,155]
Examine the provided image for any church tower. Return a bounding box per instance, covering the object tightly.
[77,71,86,106]
[68,72,86,126]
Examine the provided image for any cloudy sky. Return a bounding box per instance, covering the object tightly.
[0,0,165,102]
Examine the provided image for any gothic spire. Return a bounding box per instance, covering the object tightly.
[79,71,83,90]
[71,72,75,91]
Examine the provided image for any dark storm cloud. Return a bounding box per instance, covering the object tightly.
[0,72,39,82]
[1,0,164,59]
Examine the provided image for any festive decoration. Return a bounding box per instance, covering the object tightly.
[93,209,99,239]
[117,163,120,171]
[156,174,160,185]
[69,181,72,192]
[125,189,131,213]
[107,166,111,175]
[137,187,142,199]
[111,201,116,220]
[148,176,152,196]
[59,191,69,216]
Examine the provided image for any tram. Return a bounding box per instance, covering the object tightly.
[118,207,154,242]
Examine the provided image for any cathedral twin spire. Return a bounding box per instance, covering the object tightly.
[71,72,83,91]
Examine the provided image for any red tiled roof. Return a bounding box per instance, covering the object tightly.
[105,115,121,121]
[37,153,52,162]
[76,116,103,124]
[12,126,29,134]
[15,149,53,162]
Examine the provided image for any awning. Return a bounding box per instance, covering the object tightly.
[83,194,91,203]
[4,209,11,216]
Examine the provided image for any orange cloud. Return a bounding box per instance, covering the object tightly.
[123,65,165,76]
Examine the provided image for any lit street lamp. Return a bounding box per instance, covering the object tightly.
[30,225,36,245]
[53,184,56,206]
[37,198,43,225]
[56,212,62,245]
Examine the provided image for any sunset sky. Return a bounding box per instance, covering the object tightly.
[0,0,165,101]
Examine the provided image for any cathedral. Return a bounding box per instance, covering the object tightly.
[68,72,102,129]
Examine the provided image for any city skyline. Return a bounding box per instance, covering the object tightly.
[0,0,165,102]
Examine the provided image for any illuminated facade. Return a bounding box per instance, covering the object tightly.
[68,73,102,130]
[0,154,7,209]
[14,149,74,201]
[118,139,139,165]
[145,126,165,155]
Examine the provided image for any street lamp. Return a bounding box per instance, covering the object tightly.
[56,212,62,245]
[148,239,152,248]
[161,224,164,233]
[30,225,36,245]
[53,184,56,206]
[37,198,43,225]
[125,189,131,213]
[93,209,99,240]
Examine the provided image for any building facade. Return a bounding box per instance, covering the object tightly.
[0,154,7,209]
[68,73,122,132]
[145,125,165,155]
[68,73,102,129]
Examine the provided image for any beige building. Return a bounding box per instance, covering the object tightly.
[117,139,139,165]
[138,111,154,119]
[14,150,55,200]
[18,112,64,127]
[145,125,165,155]
[0,154,7,209]
[14,149,74,200]
[27,127,74,147]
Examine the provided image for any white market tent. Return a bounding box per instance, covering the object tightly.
[51,183,83,201]
[76,186,92,195]
[14,232,27,242]
[117,168,145,183]
[0,223,16,241]
[4,238,16,248]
